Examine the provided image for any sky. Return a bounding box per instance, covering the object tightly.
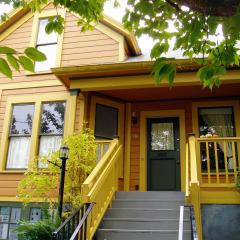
[0,1,154,54]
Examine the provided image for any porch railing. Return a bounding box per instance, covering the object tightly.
[186,135,240,240]
[95,140,111,162]
[81,138,122,239]
[196,137,240,186]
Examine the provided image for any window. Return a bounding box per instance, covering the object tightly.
[6,104,35,169]
[29,208,41,222]
[34,18,58,72]
[198,107,236,171]
[94,104,118,139]
[0,207,21,240]
[199,107,235,138]
[39,102,66,158]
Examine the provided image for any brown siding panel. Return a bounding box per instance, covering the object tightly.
[61,13,119,67]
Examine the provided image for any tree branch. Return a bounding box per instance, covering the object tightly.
[165,0,181,12]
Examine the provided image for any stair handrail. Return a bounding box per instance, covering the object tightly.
[81,138,122,239]
[82,139,118,192]
[178,205,185,240]
[69,203,95,240]
[52,202,95,240]
[178,205,198,240]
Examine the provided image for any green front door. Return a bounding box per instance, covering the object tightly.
[147,117,180,191]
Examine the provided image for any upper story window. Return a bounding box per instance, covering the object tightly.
[34,18,58,72]
[6,104,35,169]
[39,102,66,158]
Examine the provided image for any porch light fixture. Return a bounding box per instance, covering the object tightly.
[58,144,69,219]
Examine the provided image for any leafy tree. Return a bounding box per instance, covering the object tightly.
[17,129,97,210]
[1,0,240,88]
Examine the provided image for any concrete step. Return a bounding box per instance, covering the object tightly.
[100,218,191,230]
[116,191,185,201]
[111,200,184,209]
[105,208,190,219]
[97,229,192,240]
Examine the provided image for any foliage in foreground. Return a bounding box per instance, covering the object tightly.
[1,0,240,88]
[17,129,97,209]
[16,207,61,240]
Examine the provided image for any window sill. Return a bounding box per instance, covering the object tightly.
[0,170,26,174]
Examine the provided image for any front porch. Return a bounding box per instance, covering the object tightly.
[52,65,240,239]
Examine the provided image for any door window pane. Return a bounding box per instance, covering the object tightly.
[151,123,174,150]
[95,104,118,139]
[8,224,18,240]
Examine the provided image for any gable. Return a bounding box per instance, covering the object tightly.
[0,3,141,69]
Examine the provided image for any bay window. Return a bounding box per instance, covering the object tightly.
[6,104,34,169]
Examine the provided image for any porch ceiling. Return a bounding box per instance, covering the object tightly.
[97,83,240,102]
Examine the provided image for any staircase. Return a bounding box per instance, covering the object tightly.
[97,191,191,240]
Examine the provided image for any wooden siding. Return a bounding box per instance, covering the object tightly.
[61,13,119,67]
[0,173,24,198]
[0,4,121,86]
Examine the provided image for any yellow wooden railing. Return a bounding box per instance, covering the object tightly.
[81,139,122,240]
[187,135,202,240]
[95,140,111,162]
[186,135,240,240]
[196,137,240,186]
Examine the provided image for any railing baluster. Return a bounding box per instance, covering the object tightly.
[205,141,211,183]
[232,141,237,180]
[223,141,229,183]
[214,142,220,184]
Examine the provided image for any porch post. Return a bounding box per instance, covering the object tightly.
[124,103,131,191]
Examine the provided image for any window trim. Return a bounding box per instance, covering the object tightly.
[29,8,66,74]
[0,93,75,171]
[192,100,240,138]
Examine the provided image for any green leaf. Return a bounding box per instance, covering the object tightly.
[19,56,34,72]
[24,47,46,62]
[7,54,20,71]
[167,65,176,86]
[0,46,16,54]
[0,57,12,78]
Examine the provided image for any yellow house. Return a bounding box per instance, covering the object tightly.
[0,2,240,240]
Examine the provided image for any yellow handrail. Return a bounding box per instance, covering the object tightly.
[81,139,122,240]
